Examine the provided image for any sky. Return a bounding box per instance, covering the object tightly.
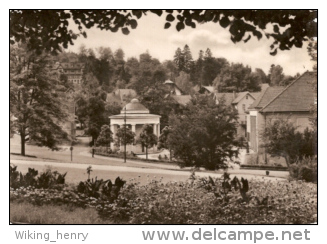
[66,12,315,76]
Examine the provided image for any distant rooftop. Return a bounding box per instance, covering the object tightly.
[261,71,316,112]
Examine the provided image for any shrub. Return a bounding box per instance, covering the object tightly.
[95,175,317,224]
[9,165,67,189]
[10,170,317,224]
[289,157,317,183]
[94,146,112,154]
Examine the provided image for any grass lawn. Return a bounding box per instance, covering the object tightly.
[10,202,112,224]
[10,163,189,185]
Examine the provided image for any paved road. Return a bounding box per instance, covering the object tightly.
[10,135,289,184]
[10,159,287,185]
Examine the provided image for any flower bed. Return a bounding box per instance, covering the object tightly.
[10,171,317,224]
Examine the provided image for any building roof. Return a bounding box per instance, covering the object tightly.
[61,62,85,69]
[260,83,270,91]
[109,99,161,119]
[164,80,175,84]
[231,91,257,104]
[121,98,149,114]
[214,93,236,106]
[248,87,285,110]
[261,71,316,112]
[170,95,192,106]
[200,86,215,93]
[250,92,261,100]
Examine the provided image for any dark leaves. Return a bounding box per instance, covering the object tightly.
[164,22,171,29]
[273,24,279,33]
[150,10,163,16]
[166,14,175,22]
[243,35,251,43]
[128,19,138,29]
[220,16,230,28]
[253,30,263,40]
[121,27,130,35]
[132,10,143,19]
[270,48,278,56]
[176,22,185,31]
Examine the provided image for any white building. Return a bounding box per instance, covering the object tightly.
[109,99,161,153]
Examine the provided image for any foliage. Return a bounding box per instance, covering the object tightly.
[96,175,317,224]
[10,165,67,190]
[168,95,238,170]
[157,126,171,150]
[77,177,126,201]
[82,96,108,144]
[10,10,317,55]
[268,64,284,86]
[115,125,136,146]
[138,83,180,128]
[173,45,193,73]
[96,125,113,148]
[10,44,69,155]
[261,119,316,166]
[214,63,262,92]
[289,157,317,183]
[138,124,158,160]
[10,168,317,224]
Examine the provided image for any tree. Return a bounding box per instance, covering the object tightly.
[190,50,204,85]
[84,96,108,145]
[10,10,317,55]
[254,68,268,84]
[158,126,172,161]
[138,83,178,128]
[182,44,193,73]
[173,47,184,72]
[167,95,238,170]
[279,75,295,86]
[83,72,100,95]
[127,52,166,94]
[268,64,284,86]
[10,44,69,155]
[138,124,158,160]
[261,119,316,167]
[115,125,136,148]
[202,55,228,86]
[97,47,113,61]
[96,125,113,152]
[214,63,261,92]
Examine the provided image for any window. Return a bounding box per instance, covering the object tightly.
[242,104,246,112]
[246,95,248,99]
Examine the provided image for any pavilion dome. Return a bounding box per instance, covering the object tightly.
[121,98,149,114]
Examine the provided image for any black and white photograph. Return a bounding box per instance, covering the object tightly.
[9,8,318,238]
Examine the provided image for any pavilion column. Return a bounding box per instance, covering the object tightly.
[110,124,115,149]
[153,124,157,152]
[119,124,124,152]
[157,123,160,137]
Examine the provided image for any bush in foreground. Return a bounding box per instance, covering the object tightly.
[95,174,317,224]
[289,157,317,183]
[10,168,317,224]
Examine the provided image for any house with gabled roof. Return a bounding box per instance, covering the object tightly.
[247,71,316,152]
[164,80,183,95]
[199,86,215,94]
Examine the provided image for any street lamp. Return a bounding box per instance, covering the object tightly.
[124,105,126,163]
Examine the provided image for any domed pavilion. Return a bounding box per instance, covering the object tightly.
[109,99,161,153]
